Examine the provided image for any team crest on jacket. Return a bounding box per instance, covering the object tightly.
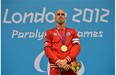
[66,32,71,36]
[54,33,57,36]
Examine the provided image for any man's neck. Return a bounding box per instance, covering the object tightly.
[56,24,66,29]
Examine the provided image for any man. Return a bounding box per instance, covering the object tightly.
[44,9,80,75]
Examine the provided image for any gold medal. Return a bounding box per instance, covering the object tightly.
[61,45,68,52]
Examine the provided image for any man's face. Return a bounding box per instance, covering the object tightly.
[54,10,66,24]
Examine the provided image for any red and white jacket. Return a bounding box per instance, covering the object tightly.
[44,27,80,67]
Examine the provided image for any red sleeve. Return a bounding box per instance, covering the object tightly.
[44,30,59,63]
[65,29,81,62]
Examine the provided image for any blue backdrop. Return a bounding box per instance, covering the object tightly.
[2,0,115,75]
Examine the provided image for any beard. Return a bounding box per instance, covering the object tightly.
[57,21,64,24]
[56,20,65,24]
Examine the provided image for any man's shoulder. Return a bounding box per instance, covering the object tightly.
[67,28,76,31]
[46,28,56,33]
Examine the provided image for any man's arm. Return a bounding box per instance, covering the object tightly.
[65,29,81,63]
[44,30,59,63]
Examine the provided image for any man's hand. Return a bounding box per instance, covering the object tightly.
[56,59,67,68]
[63,64,70,71]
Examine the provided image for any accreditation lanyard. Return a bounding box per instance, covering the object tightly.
[55,27,67,45]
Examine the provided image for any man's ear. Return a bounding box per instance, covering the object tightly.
[54,16,56,20]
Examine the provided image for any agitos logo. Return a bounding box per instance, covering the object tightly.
[34,51,85,75]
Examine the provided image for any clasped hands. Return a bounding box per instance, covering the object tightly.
[56,59,70,71]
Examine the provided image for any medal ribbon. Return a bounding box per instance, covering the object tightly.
[55,27,67,45]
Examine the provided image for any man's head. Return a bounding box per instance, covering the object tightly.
[54,9,66,24]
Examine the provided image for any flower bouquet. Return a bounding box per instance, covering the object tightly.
[61,61,81,72]
[70,61,81,72]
